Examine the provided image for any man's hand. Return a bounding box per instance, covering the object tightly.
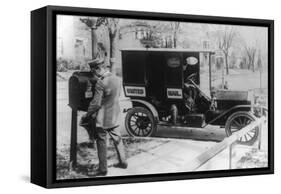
[79,114,90,127]
[80,112,98,126]
[81,114,87,120]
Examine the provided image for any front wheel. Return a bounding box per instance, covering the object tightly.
[225,111,259,145]
[125,107,157,137]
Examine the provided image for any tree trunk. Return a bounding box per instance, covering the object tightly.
[173,32,177,48]
[91,28,98,59]
[224,52,229,75]
[252,55,255,72]
[109,32,118,73]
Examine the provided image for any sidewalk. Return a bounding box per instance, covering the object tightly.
[57,136,265,180]
[107,138,217,176]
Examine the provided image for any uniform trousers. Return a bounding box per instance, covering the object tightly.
[94,125,127,172]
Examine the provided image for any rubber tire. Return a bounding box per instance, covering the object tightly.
[225,111,259,145]
[125,107,157,137]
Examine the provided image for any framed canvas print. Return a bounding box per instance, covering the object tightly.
[31,5,274,188]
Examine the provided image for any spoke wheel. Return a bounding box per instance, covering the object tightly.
[225,111,259,145]
[125,107,157,137]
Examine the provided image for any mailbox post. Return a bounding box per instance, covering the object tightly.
[68,71,95,170]
[69,109,77,169]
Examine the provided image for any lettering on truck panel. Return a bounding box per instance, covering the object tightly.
[167,88,183,99]
[124,86,146,97]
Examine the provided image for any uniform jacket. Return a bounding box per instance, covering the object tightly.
[88,71,121,129]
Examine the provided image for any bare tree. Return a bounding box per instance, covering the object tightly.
[80,17,120,72]
[80,17,103,59]
[107,18,120,72]
[94,17,120,72]
[170,22,181,48]
[216,27,237,75]
[244,45,257,72]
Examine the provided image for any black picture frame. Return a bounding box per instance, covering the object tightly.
[31,5,274,188]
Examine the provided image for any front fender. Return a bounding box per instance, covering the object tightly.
[205,105,253,127]
[130,99,159,122]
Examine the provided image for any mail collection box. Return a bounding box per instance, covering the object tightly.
[68,71,96,111]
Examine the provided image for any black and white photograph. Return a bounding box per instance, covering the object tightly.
[1,0,281,191]
[56,13,270,180]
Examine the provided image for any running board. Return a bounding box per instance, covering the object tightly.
[158,121,205,129]
[158,122,201,128]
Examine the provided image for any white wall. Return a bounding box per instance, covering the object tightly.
[0,0,279,193]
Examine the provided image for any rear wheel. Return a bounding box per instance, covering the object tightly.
[225,111,259,145]
[125,107,157,137]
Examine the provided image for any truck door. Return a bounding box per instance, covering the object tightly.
[164,52,183,100]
